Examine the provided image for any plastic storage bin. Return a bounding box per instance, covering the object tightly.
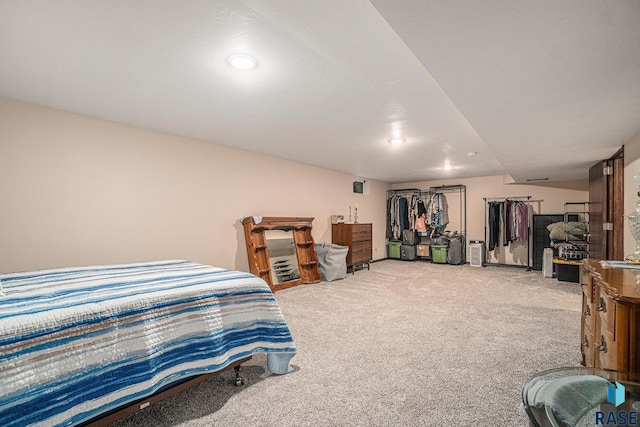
[416,244,430,257]
[401,244,417,261]
[431,245,448,264]
[554,259,580,283]
[388,241,402,259]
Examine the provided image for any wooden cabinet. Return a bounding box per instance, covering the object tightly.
[332,223,372,274]
[581,259,640,373]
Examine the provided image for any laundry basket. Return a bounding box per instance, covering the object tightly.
[315,243,348,281]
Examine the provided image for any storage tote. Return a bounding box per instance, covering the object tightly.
[388,241,402,259]
[416,244,430,257]
[400,244,417,261]
[431,245,448,264]
[314,243,348,281]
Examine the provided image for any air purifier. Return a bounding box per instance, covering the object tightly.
[469,242,484,267]
[542,248,554,278]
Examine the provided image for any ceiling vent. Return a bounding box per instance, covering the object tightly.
[525,177,549,182]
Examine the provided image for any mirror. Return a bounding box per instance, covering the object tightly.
[242,216,321,291]
[265,230,300,285]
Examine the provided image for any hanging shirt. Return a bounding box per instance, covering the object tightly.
[516,203,529,241]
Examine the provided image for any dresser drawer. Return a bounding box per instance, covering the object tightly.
[596,291,617,339]
[352,240,372,253]
[582,295,595,331]
[351,224,371,235]
[352,232,372,244]
[582,277,594,302]
[350,248,372,264]
[581,322,595,367]
[595,333,619,370]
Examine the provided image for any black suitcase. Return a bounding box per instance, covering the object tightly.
[402,230,419,245]
[447,235,466,265]
[401,244,417,261]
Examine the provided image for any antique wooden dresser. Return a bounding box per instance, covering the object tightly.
[581,259,640,373]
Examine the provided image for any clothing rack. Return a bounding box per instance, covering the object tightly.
[483,196,538,270]
[430,185,467,237]
[387,188,423,197]
[387,185,467,237]
[386,188,430,240]
[387,186,466,230]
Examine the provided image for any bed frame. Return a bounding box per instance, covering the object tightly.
[1,260,295,427]
[83,357,251,426]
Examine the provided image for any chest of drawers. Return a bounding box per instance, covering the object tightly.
[331,223,372,274]
[581,259,640,373]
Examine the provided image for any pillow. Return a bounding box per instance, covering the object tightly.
[547,223,565,241]
[547,222,587,241]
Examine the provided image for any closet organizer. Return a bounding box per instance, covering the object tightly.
[386,189,429,240]
[483,196,538,269]
[386,185,467,262]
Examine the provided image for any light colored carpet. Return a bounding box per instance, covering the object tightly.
[108,260,582,427]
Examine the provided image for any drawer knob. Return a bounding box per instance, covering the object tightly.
[583,306,591,317]
[596,298,607,313]
[596,336,607,353]
[583,335,589,348]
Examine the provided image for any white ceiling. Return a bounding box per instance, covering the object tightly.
[1,1,638,184]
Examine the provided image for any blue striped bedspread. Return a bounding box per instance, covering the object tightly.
[0,260,296,427]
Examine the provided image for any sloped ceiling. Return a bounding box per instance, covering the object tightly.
[0,1,638,183]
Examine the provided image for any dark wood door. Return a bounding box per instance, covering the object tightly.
[589,148,624,260]
[589,161,605,260]
[609,154,624,260]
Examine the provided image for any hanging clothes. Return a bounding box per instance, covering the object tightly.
[398,197,409,236]
[415,199,427,232]
[487,199,530,251]
[516,202,529,241]
[501,200,508,247]
[391,195,405,240]
[427,193,449,230]
[387,192,431,240]
[488,202,501,251]
[504,199,512,244]
[388,194,418,240]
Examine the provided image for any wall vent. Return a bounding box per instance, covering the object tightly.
[353,177,369,195]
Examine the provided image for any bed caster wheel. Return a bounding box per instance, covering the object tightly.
[234,376,245,387]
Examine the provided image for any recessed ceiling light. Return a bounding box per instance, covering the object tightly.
[467,151,477,157]
[388,138,406,145]
[227,54,259,70]
[443,164,452,171]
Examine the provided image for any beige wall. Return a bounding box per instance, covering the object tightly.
[392,175,589,265]
[0,98,390,273]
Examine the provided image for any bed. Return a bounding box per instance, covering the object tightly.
[0,260,296,427]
